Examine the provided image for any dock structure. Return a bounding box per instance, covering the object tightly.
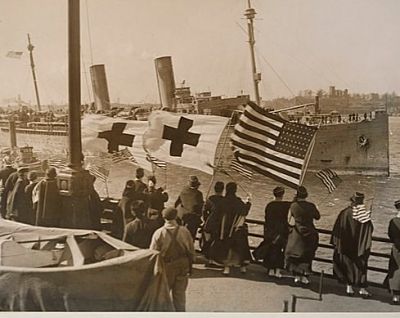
[99,199,399,312]
[186,262,398,312]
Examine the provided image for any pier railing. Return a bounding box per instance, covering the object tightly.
[100,199,390,285]
[245,217,390,284]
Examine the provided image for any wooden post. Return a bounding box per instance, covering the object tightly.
[291,295,297,312]
[283,300,289,312]
[56,0,93,229]
[318,270,324,301]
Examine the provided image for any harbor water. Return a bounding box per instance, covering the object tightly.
[1,116,399,282]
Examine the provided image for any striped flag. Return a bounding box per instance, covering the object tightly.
[352,204,371,223]
[112,148,133,164]
[230,157,253,180]
[316,169,342,193]
[88,164,109,183]
[231,102,318,188]
[6,51,23,59]
[146,153,167,169]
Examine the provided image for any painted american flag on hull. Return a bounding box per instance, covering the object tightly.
[231,102,318,188]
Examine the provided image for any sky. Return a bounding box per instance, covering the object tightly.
[0,0,399,106]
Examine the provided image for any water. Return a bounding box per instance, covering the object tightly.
[2,117,400,282]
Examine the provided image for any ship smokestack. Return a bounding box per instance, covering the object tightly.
[154,56,176,110]
[90,64,110,111]
[315,95,320,114]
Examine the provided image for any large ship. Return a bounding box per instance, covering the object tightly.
[0,2,389,176]
[152,2,389,176]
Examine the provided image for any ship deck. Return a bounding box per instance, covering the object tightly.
[187,258,398,312]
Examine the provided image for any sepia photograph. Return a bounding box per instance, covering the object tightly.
[0,0,399,314]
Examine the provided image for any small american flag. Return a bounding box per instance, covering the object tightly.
[146,153,167,169]
[88,164,109,183]
[230,157,253,180]
[231,102,317,188]
[6,51,23,59]
[111,148,133,164]
[316,169,342,193]
[352,204,371,223]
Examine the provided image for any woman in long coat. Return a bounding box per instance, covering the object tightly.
[253,186,291,278]
[208,182,252,275]
[331,192,373,297]
[285,186,320,285]
[384,200,400,304]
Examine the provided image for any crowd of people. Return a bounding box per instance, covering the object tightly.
[251,186,400,304]
[1,160,400,310]
[0,157,102,229]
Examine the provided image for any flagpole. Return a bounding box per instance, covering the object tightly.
[104,178,110,198]
[164,164,168,190]
[204,112,235,199]
[299,134,316,186]
[299,121,320,186]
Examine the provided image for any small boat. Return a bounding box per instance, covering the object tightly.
[0,219,173,311]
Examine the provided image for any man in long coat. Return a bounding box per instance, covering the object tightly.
[33,167,62,227]
[1,168,19,219]
[0,158,16,218]
[6,167,29,222]
[331,192,373,297]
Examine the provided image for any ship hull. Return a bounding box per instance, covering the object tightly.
[309,111,389,175]
[217,110,389,176]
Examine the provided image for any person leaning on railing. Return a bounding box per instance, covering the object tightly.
[285,186,320,285]
[383,200,400,304]
[331,192,373,298]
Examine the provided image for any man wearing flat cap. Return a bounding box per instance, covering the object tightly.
[331,191,374,297]
[150,207,195,311]
[254,186,291,278]
[175,175,204,240]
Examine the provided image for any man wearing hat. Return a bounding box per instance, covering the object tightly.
[175,175,204,240]
[123,200,154,248]
[5,167,29,222]
[331,191,374,297]
[254,186,292,278]
[0,158,16,218]
[150,207,195,311]
[33,167,62,227]
[133,167,148,200]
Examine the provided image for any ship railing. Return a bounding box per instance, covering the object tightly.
[99,198,390,287]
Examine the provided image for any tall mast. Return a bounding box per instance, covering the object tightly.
[27,34,41,111]
[244,0,261,106]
